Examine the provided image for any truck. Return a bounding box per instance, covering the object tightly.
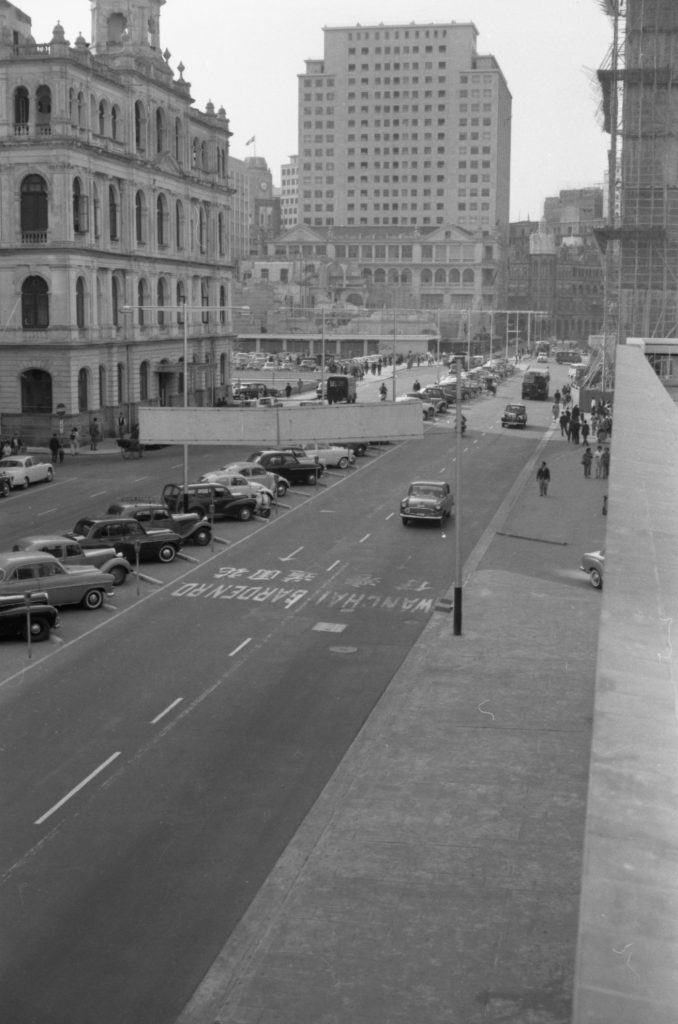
[326,374,357,404]
[521,368,550,401]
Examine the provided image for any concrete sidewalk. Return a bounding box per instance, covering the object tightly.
[177,422,607,1024]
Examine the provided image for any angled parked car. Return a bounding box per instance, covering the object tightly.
[0,592,60,642]
[580,549,604,589]
[12,535,132,587]
[0,455,53,489]
[400,480,455,526]
[247,451,325,486]
[105,501,212,546]
[0,551,114,610]
[69,518,183,563]
[281,442,356,469]
[162,483,258,521]
[201,462,288,497]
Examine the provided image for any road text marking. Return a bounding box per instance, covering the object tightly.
[35,751,121,825]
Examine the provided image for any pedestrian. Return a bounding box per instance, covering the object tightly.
[285,382,292,399]
[536,460,550,496]
[581,417,590,445]
[554,389,561,406]
[10,434,20,454]
[58,439,65,464]
[69,425,80,455]
[559,409,569,438]
[551,400,560,422]
[602,494,608,517]
[601,446,610,479]
[581,446,593,478]
[117,412,126,438]
[412,379,421,392]
[89,417,100,451]
[570,419,580,445]
[593,444,603,478]
[48,432,60,464]
[296,377,303,394]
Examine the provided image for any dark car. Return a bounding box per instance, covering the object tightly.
[69,518,183,563]
[161,483,258,521]
[12,535,132,587]
[0,592,60,643]
[501,404,528,429]
[400,480,455,526]
[246,451,325,486]
[105,501,212,546]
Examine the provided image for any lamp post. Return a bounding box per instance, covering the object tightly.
[453,357,463,636]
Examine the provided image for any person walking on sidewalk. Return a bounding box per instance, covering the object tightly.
[537,461,550,497]
[88,417,100,451]
[581,446,593,478]
[48,432,60,464]
[559,409,570,438]
[593,444,603,478]
[69,425,80,455]
[581,416,590,446]
[601,446,610,479]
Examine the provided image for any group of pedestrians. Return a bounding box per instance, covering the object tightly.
[0,434,22,457]
[538,389,614,497]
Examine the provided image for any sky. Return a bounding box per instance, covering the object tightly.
[24,0,613,221]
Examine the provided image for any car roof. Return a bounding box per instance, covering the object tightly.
[13,535,78,546]
[410,480,447,487]
[0,550,60,567]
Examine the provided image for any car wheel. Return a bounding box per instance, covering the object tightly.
[337,456,349,469]
[276,479,288,497]
[589,568,602,589]
[306,470,319,485]
[25,616,51,642]
[45,467,54,481]
[158,544,177,563]
[22,477,30,489]
[82,588,105,610]
[192,527,211,546]
[238,506,253,521]
[0,481,9,498]
[402,517,410,526]
[109,565,128,586]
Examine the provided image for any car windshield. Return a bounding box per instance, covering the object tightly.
[410,484,443,499]
[0,459,20,467]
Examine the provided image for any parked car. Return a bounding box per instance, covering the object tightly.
[299,358,318,370]
[105,501,212,546]
[247,451,325,486]
[438,377,473,401]
[196,472,275,517]
[580,549,605,589]
[395,396,432,419]
[202,462,288,497]
[403,394,437,419]
[400,481,455,526]
[69,518,183,563]
[161,483,258,521]
[419,387,450,413]
[0,592,60,643]
[0,455,53,489]
[335,440,368,458]
[501,403,528,429]
[11,535,132,587]
[281,443,356,469]
[0,551,114,610]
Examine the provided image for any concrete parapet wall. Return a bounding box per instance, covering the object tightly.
[572,346,678,1022]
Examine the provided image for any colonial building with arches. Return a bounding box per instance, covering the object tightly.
[0,0,239,440]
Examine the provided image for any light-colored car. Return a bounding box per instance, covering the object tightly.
[12,535,132,587]
[201,462,288,497]
[198,470,275,502]
[0,551,114,609]
[400,481,455,526]
[580,549,604,589]
[0,455,54,489]
[282,443,356,469]
[396,395,436,419]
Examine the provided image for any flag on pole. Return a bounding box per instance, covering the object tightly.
[245,136,255,146]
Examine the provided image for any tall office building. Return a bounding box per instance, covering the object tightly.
[280,155,299,229]
[297,21,511,233]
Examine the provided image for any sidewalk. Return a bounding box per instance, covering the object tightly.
[177,421,607,1023]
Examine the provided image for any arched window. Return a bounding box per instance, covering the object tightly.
[156,194,168,246]
[176,200,184,249]
[387,268,399,285]
[112,275,121,327]
[218,212,224,256]
[462,268,475,284]
[135,190,146,243]
[134,100,146,151]
[201,141,208,170]
[435,269,446,284]
[374,268,386,284]
[36,85,51,135]
[21,174,48,239]
[401,269,412,285]
[98,99,106,135]
[157,277,167,326]
[219,352,226,385]
[100,365,107,408]
[198,206,206,253]
[139,360,149,400]
[116,362,124,404]
[22,275,49,328]
[14,86,29,133]
[77,91,85,128]
[78,368,88,412]
[449,268,460,284]
[96,274,103,326]
[21,369,52,413]
[177,281,186,323]
[73,177,88,234]
[111,104,119,141]
[75,276,86,328]
[219,284,226,325]
[361,268,373,284]
[138,279,148,326]
[155,107,166,154]
[201,279,209,323]
[92,183,100,238]
[192,138,198,168]
[69,87,75,124]
[421,269,433,285]
[109,185,119,241]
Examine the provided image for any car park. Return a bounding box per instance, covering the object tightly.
[0,455,53,489]
[105,501,212,546]
[400,481,454,526]
[0,592,60,642]
[162,483,258,521]
[247,451,325,486]
[11,535,132,586]
[202,462,288,497]
[501,404,528,429]
[70,518,183,563]
[281,443,355,469]
[0,551,114,610]
[580,549,604,589]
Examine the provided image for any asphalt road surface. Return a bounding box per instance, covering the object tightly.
[0,366,559,1022]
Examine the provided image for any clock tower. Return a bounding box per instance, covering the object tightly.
[90,0,166,55]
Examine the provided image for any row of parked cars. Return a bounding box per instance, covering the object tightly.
[0,445,367,643]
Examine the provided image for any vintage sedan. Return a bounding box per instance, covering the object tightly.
[12,535,132,586]
[501,404,528,429]
[247,451,325,486]
[400,481,455,526]
[580,549,605,589]
[0,552,114,610]
[0,455,54,489]
[281,443,356,469]
[202,462,288,497]
[162,483,258,521]
[70,518,183,563]
[0,592,60,643]
[105,501,212,546]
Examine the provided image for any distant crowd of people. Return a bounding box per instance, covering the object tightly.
[0,435,22,457]
[549,386,612,483]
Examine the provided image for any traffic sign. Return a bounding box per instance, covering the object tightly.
[56,403,66,416]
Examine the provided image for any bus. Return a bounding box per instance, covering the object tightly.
[521,368,550,400]
[555,349,582,364]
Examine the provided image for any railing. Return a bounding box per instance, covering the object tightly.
[13,123,29,136]
[21,232,48,245]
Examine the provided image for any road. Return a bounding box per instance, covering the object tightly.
[0,364,559,1023]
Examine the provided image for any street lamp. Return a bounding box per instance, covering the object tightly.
[120,301,249,507]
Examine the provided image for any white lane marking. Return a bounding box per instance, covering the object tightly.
[88,490,107,498]
[37,507,58,517]
[385,512,395,520]
[313,622,347,633]
[229,637,251,657]
[34,751,121,825]
[279,546,303,562]
[151,698,184,725]
[359,533,370,543]
[327,560,341,571]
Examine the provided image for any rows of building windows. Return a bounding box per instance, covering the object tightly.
[11,84,227,180]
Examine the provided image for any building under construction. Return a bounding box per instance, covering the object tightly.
[598,0,678,341]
